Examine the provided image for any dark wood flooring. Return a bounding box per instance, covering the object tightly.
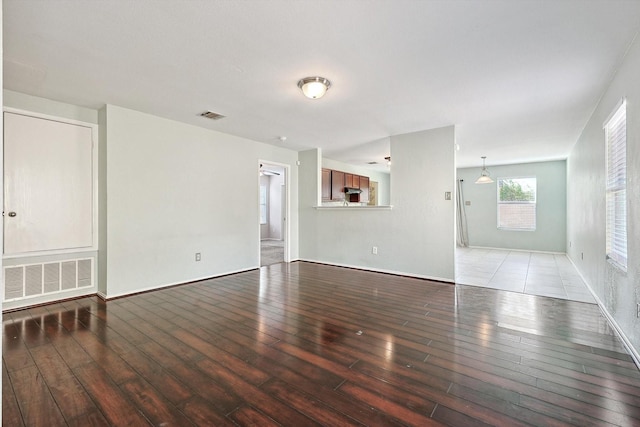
[4,261,640,426]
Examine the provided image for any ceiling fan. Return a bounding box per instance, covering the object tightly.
[259,164,280,176]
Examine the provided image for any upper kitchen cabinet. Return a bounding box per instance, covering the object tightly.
[330,170,345,201]
[321,168,331,201]
[360,176,370,204]
[322,168,371,204]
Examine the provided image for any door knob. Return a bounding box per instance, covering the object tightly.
[7,212,17,217]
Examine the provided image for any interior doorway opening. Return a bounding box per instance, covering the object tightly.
[259,162,287,266]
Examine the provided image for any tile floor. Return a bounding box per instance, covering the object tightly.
[456,247,596,303]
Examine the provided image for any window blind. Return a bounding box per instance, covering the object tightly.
[605,101,627,270]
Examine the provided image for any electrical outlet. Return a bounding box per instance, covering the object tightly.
[195,252,201,262]
[637,303,640,318]
[445,191,451,200]
[372,246,378,255]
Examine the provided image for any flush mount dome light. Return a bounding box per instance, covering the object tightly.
[297,76,331,99]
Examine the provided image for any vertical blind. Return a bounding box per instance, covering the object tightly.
[605,100,627,270]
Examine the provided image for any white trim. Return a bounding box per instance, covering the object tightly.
[258,159,291,263]
[2,287,96,311]
[298,258,455,283]
[464,245,566,255]
[602,97,627,129]
[101,267,257,300]
[567,255,640,370]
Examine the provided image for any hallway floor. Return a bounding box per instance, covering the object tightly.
[260,239,284,266]
[456,247,596,304]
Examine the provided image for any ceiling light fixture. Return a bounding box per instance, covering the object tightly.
[297,76,331,99]
[475,156,494,184]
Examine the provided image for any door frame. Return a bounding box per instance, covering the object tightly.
[258,159,290,264]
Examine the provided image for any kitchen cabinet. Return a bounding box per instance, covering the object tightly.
[322,167,370,203]
[360,176,370,204]
[331,170,345,201]
[321,168,331,201]
[344,173,353,188]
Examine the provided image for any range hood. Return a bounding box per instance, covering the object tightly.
[344,187,362,194]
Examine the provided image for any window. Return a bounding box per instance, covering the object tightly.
[605,100,627,270]
[497,177,536,230]
[259,185,267,224]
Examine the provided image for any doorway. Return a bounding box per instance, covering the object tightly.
[259,162,288,266]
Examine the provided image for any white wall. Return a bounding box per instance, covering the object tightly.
[103,105,299,298]
[4,90,98,124]
[567,33,640,357]
[299,126,456,281]
[457,160,567,252]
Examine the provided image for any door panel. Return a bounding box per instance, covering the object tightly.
[4,112,94,254]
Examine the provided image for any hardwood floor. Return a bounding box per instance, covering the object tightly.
[4,261,640,426]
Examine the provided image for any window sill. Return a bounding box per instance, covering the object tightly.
[606,255,627,274]
[497,227,536,232]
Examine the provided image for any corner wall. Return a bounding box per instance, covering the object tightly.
[299,126,456,281]
[457,160,566,252]
[103,105,299,298]
[567,33,640,357]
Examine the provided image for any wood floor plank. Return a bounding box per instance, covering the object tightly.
[228,405,282,426]
[117,346,194,405]
[178,396,239,427]
[262,378,366,426]
[72,362,150,426]
[6,364,67,426]
[120,377,192,426]
[4,261,640,426]
[2,363,25,427]
[28,344,98,421]
[338,381,443,426]
[137,340,243,413]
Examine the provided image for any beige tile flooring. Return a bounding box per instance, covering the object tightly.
[456,247,596,303]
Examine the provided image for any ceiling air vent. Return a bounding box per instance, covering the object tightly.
[200,111,225,120]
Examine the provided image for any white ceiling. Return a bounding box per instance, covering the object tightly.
[4,1,640,169]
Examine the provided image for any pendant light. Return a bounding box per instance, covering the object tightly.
[475,156,494,184]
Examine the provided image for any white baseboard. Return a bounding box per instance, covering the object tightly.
[101,267,258,300]
[465,245,566,255]
[567,255,640,370]
[297,258,455,284]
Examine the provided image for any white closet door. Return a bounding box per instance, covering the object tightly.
[4,112,94,254]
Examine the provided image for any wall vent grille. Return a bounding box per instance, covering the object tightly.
[3,258,94,301]
[200,111,226,120]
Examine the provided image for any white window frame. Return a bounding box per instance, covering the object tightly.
[497,176,537,231]
[604,99,627,271]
